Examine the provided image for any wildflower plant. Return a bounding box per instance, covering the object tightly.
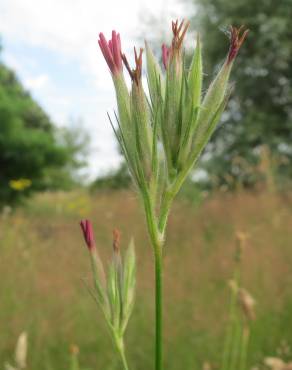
[81,20,247,370]
[80,220,135,370]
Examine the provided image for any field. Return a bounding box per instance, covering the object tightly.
[1,189,292,370]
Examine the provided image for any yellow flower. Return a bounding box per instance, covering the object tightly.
[9,179,32,191]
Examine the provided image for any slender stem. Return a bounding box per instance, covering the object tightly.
[158,176,185,234]
[239,326,250,370]
[229,317,242,370]
[221,269,240,370]
[120,348,129,370]
[70,353,80,370]
[116,337,129,370]
[154,244,163,370]
[142,191,165,370]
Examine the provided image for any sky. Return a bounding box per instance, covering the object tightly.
[0,0,190,180]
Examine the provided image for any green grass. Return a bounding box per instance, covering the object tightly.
[1,189,292,369]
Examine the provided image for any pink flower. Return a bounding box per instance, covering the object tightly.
[161,44,170,69]
[227,26,249,64]
[98,31,123,75]
[80,219,95,250]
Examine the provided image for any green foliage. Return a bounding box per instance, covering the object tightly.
[91,163,131,191]
[0,53,87,205]
[191,0,292,189]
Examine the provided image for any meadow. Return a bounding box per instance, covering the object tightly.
[1,189,292,370]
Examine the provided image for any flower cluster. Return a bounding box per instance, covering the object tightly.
[98,21,248,231]
[80,220,136,354]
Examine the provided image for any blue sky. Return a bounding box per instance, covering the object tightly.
[0,0,188,179]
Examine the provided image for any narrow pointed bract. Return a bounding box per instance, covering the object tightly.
[146,42,165,106]
[188,34,202,108]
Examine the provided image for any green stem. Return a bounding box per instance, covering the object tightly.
[142,191,164,370]
[158,174,189,234]
[239,326,250,370]
[221,269,240,370]
[229,318,242,370]
[154,245,163,370]
[116,337,129,370]
[70,353,80,370]
[120,348,129,370]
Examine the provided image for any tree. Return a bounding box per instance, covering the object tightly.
[190,0,292,189]
[0,48,87,205]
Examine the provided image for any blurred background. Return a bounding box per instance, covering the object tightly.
[0,0,292,369]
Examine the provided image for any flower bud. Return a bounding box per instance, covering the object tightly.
[98,31,123,76]
[80,219,95,250]
[162,20,189,172]
[80,219,108,308]
[194,26,248,147]
[98,31,132,166]
[122,48,153,182]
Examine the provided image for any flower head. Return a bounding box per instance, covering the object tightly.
[80,219,95,250]
[227,26,249,64]
[98,31,123,75]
